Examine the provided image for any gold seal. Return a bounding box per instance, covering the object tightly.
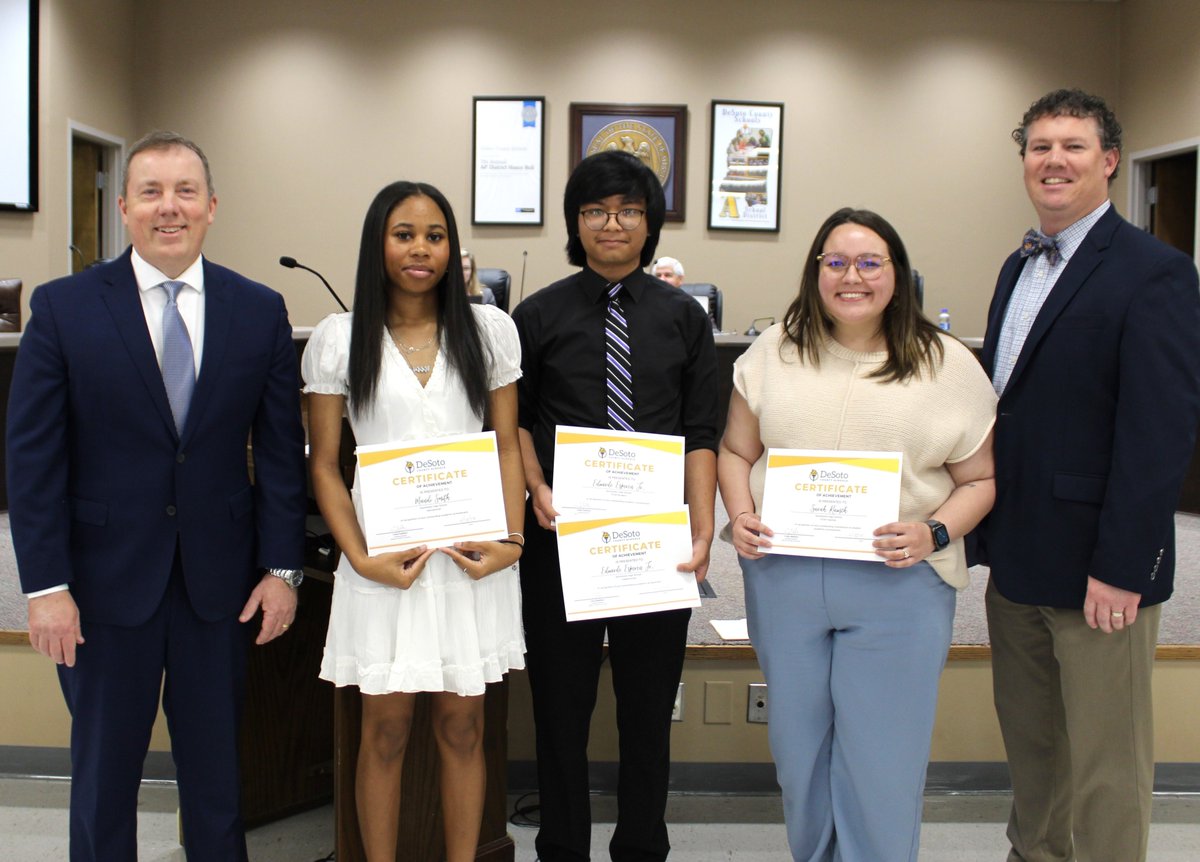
[586,120,672,186]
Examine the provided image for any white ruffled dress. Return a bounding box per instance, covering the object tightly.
[301,306,526,696]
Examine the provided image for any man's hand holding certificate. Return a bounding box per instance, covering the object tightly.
[356,432,508,554]
[555,509,699,621]
[759,449,903,562]
[552,426,699,619]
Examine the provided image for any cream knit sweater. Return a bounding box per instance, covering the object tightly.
[734,325,997,588]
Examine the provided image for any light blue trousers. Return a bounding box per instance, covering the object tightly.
[742,553,956,862]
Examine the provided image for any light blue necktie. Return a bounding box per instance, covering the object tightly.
[605,282,635,431]
[160,280,195,433]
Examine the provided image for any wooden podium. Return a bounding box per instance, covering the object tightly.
[239,575,336,826]
[332,680,516,861]
[236,570,516,860]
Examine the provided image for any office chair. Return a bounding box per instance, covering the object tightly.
[477,267,512,312]
[680,283,723,330]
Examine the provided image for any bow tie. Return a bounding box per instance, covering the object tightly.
[1019,229,1061,266]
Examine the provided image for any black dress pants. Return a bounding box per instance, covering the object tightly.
[521,499,690,862]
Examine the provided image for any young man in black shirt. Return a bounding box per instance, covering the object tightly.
[512,151,718,861]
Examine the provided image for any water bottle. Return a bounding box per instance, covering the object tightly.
[938,308,951,332]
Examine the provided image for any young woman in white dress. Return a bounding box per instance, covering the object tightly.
[303,182,526,861]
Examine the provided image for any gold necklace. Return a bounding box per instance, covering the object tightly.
[393,333,436,354]
[390,323,437,374]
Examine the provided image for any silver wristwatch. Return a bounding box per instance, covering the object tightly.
[267,567,304,588]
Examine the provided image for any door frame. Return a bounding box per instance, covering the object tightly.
[67,121,125,271]
[1126,137,1200,267]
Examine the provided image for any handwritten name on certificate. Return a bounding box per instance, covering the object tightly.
[760,449,903,562]
[356,432,507,555]
[555,509,700,622]
[552,426,685,517]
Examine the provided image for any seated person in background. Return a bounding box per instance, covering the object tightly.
[651,255,685,287]
[655,255,722,332]
[462,248,497,305]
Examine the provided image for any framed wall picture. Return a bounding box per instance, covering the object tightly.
[472,96,545,225]
[569,102,687,222]
[708,100,784,232]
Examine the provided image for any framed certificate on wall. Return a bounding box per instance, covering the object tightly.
[472,96,545,225]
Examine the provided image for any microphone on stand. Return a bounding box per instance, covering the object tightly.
[745,316,775,337]
[279,256,348,311]
[517,250,528,306]
[69,244,86,272]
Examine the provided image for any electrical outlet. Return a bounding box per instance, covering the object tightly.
[671,683,685,721]
[747,683,768,723]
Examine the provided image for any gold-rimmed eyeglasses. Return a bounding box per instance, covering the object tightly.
[816,252,892,280]
[580,207,645,231]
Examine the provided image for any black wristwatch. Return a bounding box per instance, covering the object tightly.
[925,520,950,552]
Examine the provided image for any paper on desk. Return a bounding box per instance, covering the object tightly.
[710,619,750,641]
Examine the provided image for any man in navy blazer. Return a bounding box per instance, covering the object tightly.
[7,131,307,861]
[979,90,1200,862]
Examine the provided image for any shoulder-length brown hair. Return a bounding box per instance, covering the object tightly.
[781,207,943,383]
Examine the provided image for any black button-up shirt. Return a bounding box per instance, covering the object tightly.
[513,266,719,485]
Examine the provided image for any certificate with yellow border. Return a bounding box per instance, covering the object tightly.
[552,425,685,517]
[356,432,507,554]
[555,509,700,621]
[759,449,902,562]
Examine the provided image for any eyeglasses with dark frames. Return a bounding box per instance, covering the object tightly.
[580,207,645,231]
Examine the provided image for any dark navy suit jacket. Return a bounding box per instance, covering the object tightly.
[7,248,307,625]
[978,206,1200,609]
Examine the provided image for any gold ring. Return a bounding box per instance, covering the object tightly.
[902,549,910,559]
[1110,611,1124,618]
[282,623,290,630]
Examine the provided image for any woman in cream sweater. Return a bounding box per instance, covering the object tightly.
[718,208,996,862]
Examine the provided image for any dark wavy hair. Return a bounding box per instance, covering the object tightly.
[348,181,490,420]
[563,151,665,268]
[1013,88,1122,180]
[781,207,943,383]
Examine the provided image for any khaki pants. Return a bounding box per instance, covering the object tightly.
[985,579,1160,862]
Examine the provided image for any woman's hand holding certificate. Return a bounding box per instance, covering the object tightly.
[353,546,436,590]
[758,449,903,563]
[356,432,509,555]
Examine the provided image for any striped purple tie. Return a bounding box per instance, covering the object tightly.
[605,282,634,431]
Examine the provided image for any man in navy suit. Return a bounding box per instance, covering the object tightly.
[979,90,1200,862]
[7,131,307,861]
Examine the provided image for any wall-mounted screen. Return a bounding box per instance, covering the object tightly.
[0,0,37,212]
